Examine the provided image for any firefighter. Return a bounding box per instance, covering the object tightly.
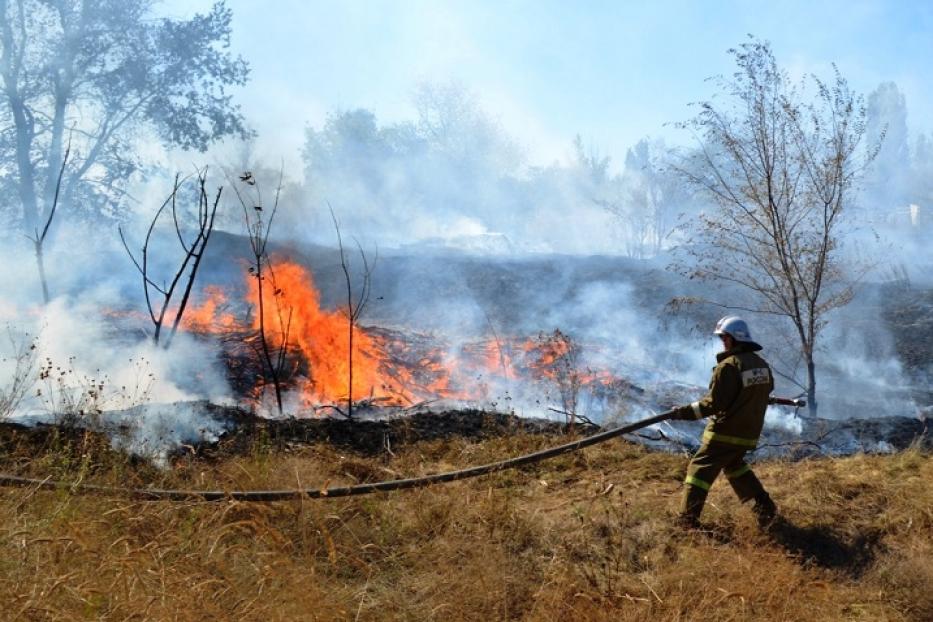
[671,316,777,529]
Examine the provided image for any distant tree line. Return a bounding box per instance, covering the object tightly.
[298,81,697,257]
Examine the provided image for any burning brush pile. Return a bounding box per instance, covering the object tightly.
[180,259,650,422]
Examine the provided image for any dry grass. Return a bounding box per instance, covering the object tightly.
[0,430,931,621]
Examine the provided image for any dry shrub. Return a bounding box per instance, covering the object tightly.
[870,542,933,620]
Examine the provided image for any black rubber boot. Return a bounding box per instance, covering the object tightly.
[752,491,777,529]
[675,512,702,530]
[677,485,708,530]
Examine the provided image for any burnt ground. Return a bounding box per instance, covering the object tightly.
[0,406,598,467]
[1,403,927,471]
[205,406,599,458]
[881,284,933,405]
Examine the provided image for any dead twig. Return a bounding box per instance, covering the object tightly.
[119,169,221,348]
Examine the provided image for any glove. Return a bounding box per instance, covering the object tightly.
[670,405,696,420]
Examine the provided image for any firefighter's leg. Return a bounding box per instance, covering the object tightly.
[679,484,708,529]
[723,458,763,502]
[724,457,776,527]
[679,443,729,526]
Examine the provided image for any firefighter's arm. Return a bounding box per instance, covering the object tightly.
[672,362,741,420]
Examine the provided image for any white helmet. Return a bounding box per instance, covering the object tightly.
[713,316,762,351]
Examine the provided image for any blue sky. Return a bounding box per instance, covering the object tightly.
[162,0,933,171]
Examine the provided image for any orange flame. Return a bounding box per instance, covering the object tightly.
[181,286,237,332]
[246,261,418,405]
[177,259,629,410]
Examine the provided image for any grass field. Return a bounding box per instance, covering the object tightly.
[0,426,930,621]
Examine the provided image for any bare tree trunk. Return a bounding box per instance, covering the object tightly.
[0,0,39,233]
[10,99,38,232]
[33,240,49,304]
[29,140,70,304]
[806,357,818,418]
[255,261,284,415]
[43,81,70,212]
[348,316,354,420]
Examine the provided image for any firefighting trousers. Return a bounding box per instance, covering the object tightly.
[679,441,767,516]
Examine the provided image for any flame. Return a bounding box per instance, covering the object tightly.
[521,330,580,382]
[181,286,237,332]
[176,258,631,411]
[246,260,418,405]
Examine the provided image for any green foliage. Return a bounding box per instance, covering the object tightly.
[0,0,251,231]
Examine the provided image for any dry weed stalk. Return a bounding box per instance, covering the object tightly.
[0,327,38,418]
[329,204,377,420]
[230,168,290,416]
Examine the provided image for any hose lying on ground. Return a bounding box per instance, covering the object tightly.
[0,411,675,502]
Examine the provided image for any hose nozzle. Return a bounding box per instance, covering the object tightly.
[768,396,806,408]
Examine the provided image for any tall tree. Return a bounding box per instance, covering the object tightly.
[0,0,250,236]
[622,138,690,256]
[300,85,523,248]
[864,82,909,208]
[413,81,522,174]
[674,38,877,416]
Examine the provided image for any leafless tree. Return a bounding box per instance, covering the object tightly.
[673,38,878,416]
[119,169,221,348]
[230,169,290,416]
[621,138,691,256]
[330,204,376,420]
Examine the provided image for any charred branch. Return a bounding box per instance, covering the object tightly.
[330,203,378,420]
[119,169,221,348]
[229,167,289,416]
[27,138,71,304]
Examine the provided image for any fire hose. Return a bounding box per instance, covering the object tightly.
[0,397,804,502]
[0,411,672,501]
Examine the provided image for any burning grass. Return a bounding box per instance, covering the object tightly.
[0,422,930,621]
[174,259,659,418]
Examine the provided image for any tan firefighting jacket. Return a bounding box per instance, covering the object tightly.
[687,344,774,448]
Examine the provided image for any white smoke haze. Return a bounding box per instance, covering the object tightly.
[0,216,235,461]
[106,402,230,467]
[6,295,230,405]
[0,4,930,464]
[3,78,929,432]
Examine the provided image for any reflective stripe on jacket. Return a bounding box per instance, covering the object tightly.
[687,344,773,448]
